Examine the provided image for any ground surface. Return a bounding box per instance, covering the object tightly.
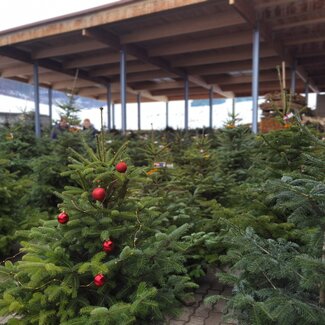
[167,269,237,325]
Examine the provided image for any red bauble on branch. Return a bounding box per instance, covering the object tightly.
[57,212,69,224]
[103,240,114,253]
[94,274,106,287]
[116,161,128,173]
[92,187,106,202]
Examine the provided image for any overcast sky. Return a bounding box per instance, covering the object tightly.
[0,0,118,31]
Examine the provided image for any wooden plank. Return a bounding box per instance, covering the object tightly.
[0,0,209,46]
[286,35,325,46]
[90,61,158,77]
[78,87,108,97]
[38,72,74,83]
[273,16,325,31]
[131,80,186,91]
[1,64,48,77]
[121,11,244,44]
[170,45,275,67]
[148,30,252,57]
[53,79,98,90]
[222,80,304,92]
[111,70,177,83]
[206,70,289,85]
[151,86,208,96]
[64,52,126,69]
[32,40,108,59]
[188,57,281,76]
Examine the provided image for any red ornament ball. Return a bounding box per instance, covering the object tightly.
[116,161,127,173]
[94,274,106,287]
[103,240,114,253]
[92,187,106,202]
[57,212,69,224]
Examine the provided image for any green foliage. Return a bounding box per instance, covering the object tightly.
[206,227,325,325]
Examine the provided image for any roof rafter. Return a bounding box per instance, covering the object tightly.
[121,10,244,44]
[32,40,108,59]
[148,30,253,57]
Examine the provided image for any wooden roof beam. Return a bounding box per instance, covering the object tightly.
[273,16,325,31]
[63,52,132,69]
[90,61,158,77]
[170,45,276,67]
[1,64,48,78]
[229,0,319,93]
[111,70,176,83]
[286,35,325,46]
[148,30,253,57]
[121,11,245,44]
[188,57,282,76]
[131,80,187,91]
[52,79,100,91]
[32,40,108,59]
[206,70,291,86]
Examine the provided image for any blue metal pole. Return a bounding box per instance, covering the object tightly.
[209,88,213,128]
[184,77,189,130]
[48,86,52,128]
[252,25,260,134]
[120,48,127,134]
[112,102,116,129]
[107,84,111,131]
[33,62,41,137]
[304,82,309,106]
[166,101,169,128]
[137,93,141,130]
[290,60,297,95]
[232,97,236,117]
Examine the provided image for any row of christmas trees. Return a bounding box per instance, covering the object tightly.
[0,108,324,323]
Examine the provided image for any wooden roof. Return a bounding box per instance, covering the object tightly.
[0,0,324,103]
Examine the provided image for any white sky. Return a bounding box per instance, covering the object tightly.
[0,0,118,31]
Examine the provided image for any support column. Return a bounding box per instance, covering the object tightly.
[33,62,41,138]
[209,88,213,128]
[184,76,189,130]
[48,87,52,128]
[106,84,111,131]
[120,48,127,134]
[166,101,169,129]
[137,93,141,130]
[112,102,116,129]
[290,60,297,95]
[232,97,236,117]
[252,25,260,134]
[304,82,309,106]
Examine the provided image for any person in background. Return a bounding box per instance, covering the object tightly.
[82,118,99,137]
[51,116,69,139]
